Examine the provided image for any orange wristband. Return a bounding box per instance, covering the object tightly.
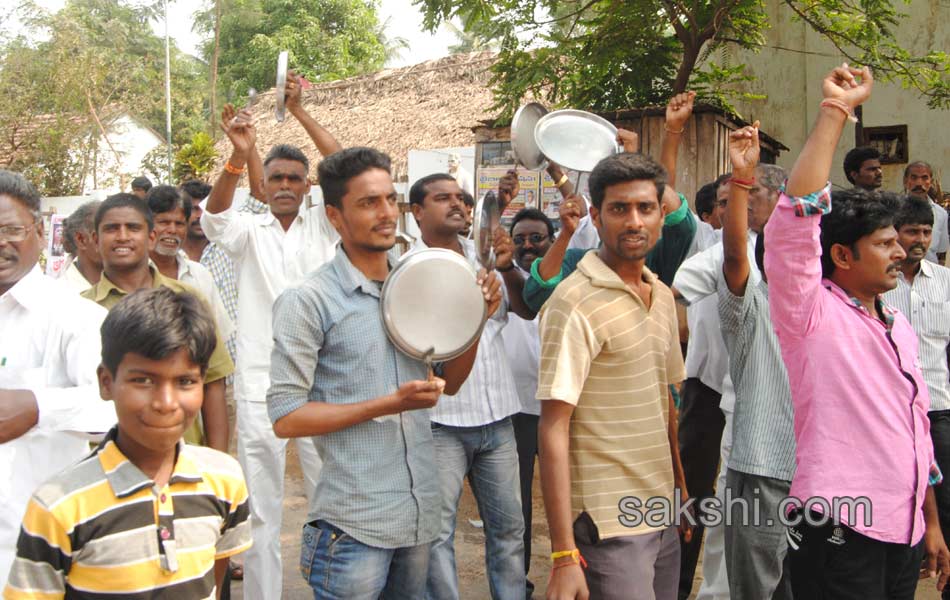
[224,160,246,175]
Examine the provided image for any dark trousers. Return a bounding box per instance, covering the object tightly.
[512,412,539,599]
[929,410,950,599]
[676,377,725,600]
[788,514,924,599]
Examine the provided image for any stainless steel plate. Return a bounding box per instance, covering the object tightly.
[511,102,548,170]
[275,51,289,123]
[473,191,499,270]
[381,249,487,362]
[534,109,621,173]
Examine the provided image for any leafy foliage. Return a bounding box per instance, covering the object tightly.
[172,131,218,182]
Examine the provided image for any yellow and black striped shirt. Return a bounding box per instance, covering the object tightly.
[3,427,251,599]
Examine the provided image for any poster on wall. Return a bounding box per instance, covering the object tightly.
[45,214,68,277]
[476,167,542,227]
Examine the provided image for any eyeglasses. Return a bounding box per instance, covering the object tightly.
[513,233,549,246]
[0,222,38,243]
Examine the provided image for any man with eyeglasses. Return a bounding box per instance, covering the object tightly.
[0,169,117,589]
[499,207,555,597]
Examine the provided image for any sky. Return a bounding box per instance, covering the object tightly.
[11,0,455,68]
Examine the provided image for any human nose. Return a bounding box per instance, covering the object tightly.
[152,382,178,413]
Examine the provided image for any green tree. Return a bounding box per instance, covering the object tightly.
[201,0,388,100]
[414,0,950,117]
[173,131,218,182]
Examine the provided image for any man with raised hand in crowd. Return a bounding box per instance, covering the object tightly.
[765,63,949,597]
[267,147,500,599]
[537,152,688,600]
[200,88,339,600]
[407,173,526,599]
[0,170,116,589]
[884,194,950,598]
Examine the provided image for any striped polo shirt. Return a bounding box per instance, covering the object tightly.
[537,252,686,540]
[4,427,251,600]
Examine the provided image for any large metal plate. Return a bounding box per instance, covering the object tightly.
[534,109,621,173]
[511,102,548,170]
[473,191,499,270]
[275,51,289,123]
[381,249,487,362]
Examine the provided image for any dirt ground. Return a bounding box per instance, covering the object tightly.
[228,446,944,600]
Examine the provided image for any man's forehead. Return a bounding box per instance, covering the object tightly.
[101,207,147,225]
[909,165,932,176]
[426,179,462,196]
[265,159,307,176]
[155,208,186,220]
[512,219,548,235]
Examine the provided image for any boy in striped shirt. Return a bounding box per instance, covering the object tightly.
[4,288,251,600]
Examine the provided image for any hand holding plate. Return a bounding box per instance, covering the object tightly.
[477,268,503,318]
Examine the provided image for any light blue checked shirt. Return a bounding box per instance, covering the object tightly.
[266,247,440,549]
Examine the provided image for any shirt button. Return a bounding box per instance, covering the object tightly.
[160,527,170,540]
[160,494,167,503]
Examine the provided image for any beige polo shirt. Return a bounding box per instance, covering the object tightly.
[537,251,686,540]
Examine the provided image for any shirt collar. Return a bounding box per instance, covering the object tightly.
[258,209,304,228]
[822,278,896,331]
[576,252,657,302]
[92,264,165,303]
[918,260,935,279]
[332,246,395,298]
[5,264,47,308]
[410,235,475,261]
[97,426,204,498]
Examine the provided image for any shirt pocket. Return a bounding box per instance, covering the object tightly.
[921,301,950,337]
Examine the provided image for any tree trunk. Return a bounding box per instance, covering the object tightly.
[209,0,222,133]
[672,41,701,94]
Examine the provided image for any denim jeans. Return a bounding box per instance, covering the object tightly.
[426,417,526,600]
[300,520,430,599]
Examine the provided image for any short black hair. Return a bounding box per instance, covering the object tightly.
[510,207,555,238]
[904,161,934,179]
[264,144,310,172]
[820,189,899,277]
[409,173,458,207]
[843,147,881,184]
[180,179,212,202]
[715,172,733,188]
[756,164,787,193]
[588,152,666,210]
[100,287,217,376]
[0,169,41,215]
[146,185,192,221]
[461,190,474,208]
[695,182,717,219]
[95,193,153,232]
[131,176,153,192]
[63,201,101,254]
[317,147,392,209]
[894,194,934,229]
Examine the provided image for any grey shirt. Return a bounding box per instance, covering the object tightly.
[266,247,440,549]
[718,276,797,481]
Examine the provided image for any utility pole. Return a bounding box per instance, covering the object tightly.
[164,0,173,183]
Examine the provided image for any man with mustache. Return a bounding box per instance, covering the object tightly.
[843,145,883,191]
[903,161,948,264]
[765,64,949,597]
[884,194,950,598]
[82,193,234,454]
[201,98,339,599]
[537,152,688,600]
[500,207,555,597]
[407,173,526,599]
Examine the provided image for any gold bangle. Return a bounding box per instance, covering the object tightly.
[224,160,246,175]
[664,124,685,134]
[555,173,569,188]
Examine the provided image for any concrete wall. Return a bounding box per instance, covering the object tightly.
[729,0,949,191]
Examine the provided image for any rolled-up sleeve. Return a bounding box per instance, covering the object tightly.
[267,287,324,423]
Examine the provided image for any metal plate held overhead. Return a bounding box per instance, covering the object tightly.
[275,51,289,123]
[381,249,487,363]
[511,102,549,170]
[473,191,500,270]
[534,109,621,173]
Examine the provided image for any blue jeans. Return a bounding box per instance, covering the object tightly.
[426,417,526,600]
[300,520,430,599]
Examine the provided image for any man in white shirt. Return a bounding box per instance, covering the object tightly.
[903,161,949,264]
[0,170,116,588]
[407,174,525,599]
[501,207,555,598]
[201,106,338,599]
[60,200,102,293]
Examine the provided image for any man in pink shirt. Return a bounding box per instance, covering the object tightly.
[764,64,950,598]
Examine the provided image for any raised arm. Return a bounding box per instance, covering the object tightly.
[660,91,695,187]
[206,105,257,215]
[764,64,873,339]
[722,123,760,296]
[285,70,343,157]
[546,162,574,199]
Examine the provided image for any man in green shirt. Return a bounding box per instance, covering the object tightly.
[82,193,233,451]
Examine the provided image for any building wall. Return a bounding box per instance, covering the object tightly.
[729,0,949,192]
[83,114,163,194]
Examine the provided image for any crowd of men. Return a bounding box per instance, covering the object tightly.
[1,63,949,600]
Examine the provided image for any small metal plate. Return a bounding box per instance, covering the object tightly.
[511,102,548,170]
[534,109,620,173]
[381,249,487,362]
[275,51,289,123]
[473,191,499,270]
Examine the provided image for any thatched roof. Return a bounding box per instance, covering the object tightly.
[214,51,498,181]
